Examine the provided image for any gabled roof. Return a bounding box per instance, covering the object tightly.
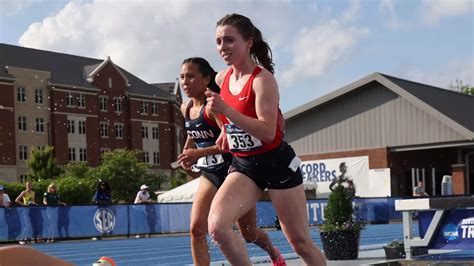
[284,72,474,139]
[151,82,176,95]
[85,56,130,86]
[0,43,173,100]
[380,73,474,132]
[83,63,101,79]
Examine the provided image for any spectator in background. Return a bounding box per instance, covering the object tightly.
[0,185,11,208]
[15,181,37,245]
[413,180,429,197]
[43,183,67,243]
[330,162,350,192]
[92,180,111,205]
[15,181,37,207]
[134,184,153,238]
[92,180,111,241]
[134,184,152,204]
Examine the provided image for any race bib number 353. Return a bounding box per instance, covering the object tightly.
[225,124,262,152]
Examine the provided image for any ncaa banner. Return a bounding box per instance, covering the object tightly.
[300,156,369,197]
[419,209,474,249]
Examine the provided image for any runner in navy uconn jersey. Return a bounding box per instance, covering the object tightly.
[177,58,285,266]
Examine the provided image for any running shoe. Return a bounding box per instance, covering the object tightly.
[272,248,287,266]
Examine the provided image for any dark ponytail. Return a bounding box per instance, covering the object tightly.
[182,57,220,93]
[216,14,274,74]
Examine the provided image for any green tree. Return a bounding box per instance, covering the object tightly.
[27,146,63,181]
[321,182,364,232]
[324,185,353,225]
[143,172,170,191]
[95,149,148,203]
[170,170,188,189]
[450,79,474,95]
[54,176,97,204]
[65,162,93,179]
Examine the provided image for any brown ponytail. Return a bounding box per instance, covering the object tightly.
[216,14,274,74]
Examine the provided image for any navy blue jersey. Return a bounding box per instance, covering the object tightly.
[184,101,231,170]
[185,101,221,149]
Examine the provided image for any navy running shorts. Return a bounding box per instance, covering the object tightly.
[200,153,232,188]
[228,141,303,190]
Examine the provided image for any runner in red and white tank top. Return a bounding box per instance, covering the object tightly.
[219,66,284,157]
[205,13,326,266]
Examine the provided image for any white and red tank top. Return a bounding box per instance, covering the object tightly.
[220,66,283,157]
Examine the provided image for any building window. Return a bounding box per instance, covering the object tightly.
[143,152,150,163]
[100,122,109,138]
[35,88,43,104]
[77,94,85,108]
[67,93,74,107]
[18,116,26,131]
[140,101,148,114]
[108,77,112,88]
[35,118,44,133]
[79,148,87,162]
[141,126,148,139]
[115,124,123,139]
[19,175,28,183]
[19,145,28,160]
[151,102,158,115]
[78,120,86,135]
[114,98,122,113]
[152,127,159,139]
[100,148,110,155]
[99,96,107,111]
[17,87,26,102]
[153,152,160,165]
[68,120,75,134]
[68,148,76,161]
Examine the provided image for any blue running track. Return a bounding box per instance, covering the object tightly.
[28,223,406,265]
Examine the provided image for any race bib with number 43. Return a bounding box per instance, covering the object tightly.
[196,154,225,168]
[225,124,262,152]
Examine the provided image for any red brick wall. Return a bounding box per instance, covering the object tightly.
[129,98,169,122]
[0,83,16,165]
[51,90,98,114]
[130,120,143,151]
[91,62,128,153]
[86,117,100,166]
[6,60,183,172]
[51,113,68,164]
[452,164,466,195]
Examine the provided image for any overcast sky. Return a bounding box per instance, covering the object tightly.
[0,0,472,112]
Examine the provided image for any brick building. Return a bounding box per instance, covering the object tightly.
[0,43,185,182]
[284,73,474,197]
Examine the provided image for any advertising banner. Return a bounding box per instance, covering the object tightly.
[300,156,369,197]
[419,209,474,249]
[0,198,399,241]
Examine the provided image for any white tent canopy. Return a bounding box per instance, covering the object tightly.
[157,177,201,203]
[157,176,318,203]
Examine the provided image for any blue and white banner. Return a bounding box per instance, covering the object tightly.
[0,198,400,241]
[300,156,369,197]
[419,209,474,249]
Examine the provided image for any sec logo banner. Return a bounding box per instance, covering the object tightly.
[94,208,116,233]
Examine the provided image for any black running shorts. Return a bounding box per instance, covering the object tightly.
[200,153,232,188]
[228,141,303,190]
